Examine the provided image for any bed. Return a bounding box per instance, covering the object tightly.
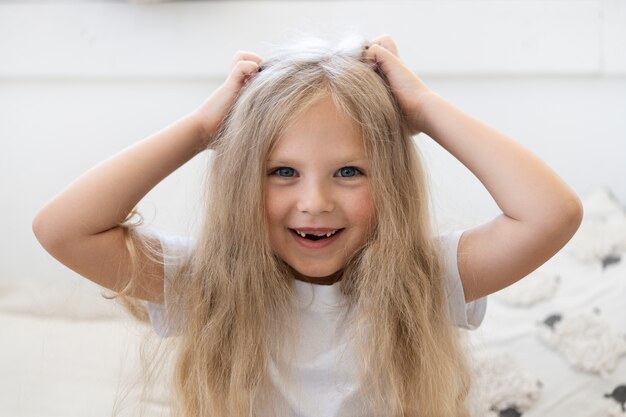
[466,186,626,416]
[3,187,625,417]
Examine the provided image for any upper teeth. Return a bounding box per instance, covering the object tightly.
[295,229,338,238]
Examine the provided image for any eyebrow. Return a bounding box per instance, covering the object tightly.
[267,158,368,165]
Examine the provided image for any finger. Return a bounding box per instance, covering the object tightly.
[366,34,399,56]
[361,42,401,72]
[230,50,263,70]
[225,59,261,89]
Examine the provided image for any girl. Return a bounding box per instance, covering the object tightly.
[32,34,583,417]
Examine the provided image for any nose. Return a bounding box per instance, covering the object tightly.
[296,179,334,215]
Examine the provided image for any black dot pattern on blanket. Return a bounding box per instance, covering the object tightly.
[498,406,522,417]
[502,407,523,417]
[492,405,522,417]
[604,384,626,412]
[602,253,621,270]
[543,313,562,330]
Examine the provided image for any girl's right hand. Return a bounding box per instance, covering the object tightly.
[191,51,263,149]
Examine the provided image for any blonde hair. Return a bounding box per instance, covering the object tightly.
[110,34,473,417]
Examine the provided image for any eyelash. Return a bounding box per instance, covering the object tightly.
[269,166,364,178]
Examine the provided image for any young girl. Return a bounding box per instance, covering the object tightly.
[32,34,583,417]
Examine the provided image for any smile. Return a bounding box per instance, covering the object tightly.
[292,229,340,239]
[288,228,345,248]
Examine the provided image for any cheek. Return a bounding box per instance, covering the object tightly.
[349,187,376,227]
[264,187,281,225]
[264,189,291,246]
[264,194,284,253]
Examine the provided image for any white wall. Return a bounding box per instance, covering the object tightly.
[3,0,625,285]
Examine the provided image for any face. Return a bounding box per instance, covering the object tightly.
[264,96,376,285]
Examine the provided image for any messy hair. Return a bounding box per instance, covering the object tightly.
[109,34,473,417]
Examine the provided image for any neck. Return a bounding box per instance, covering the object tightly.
[292,269,343,285]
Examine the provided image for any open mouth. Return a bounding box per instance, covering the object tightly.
[288,228,345,241]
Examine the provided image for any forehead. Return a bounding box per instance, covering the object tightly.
[269,96,366,160]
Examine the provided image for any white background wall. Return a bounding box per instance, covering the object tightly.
[2,0,625,286]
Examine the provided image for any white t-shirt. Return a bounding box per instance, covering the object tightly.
[146,230,487,417]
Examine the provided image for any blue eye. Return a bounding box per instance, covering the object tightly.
[269,166,363,178]
[271,167,296,177]
[337,166,362,177]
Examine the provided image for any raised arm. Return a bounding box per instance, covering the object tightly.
[32,52,263,303]
[363,35,583,303]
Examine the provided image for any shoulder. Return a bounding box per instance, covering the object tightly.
[434,229,488,330]
[152,232,195,260]
[433,229,464,289]
[147,232,196,280]
[434,230,464,253]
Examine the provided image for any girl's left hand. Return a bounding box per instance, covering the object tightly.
[362,35,433,136]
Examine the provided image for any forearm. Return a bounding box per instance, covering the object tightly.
[419,92,582,228]
[33,113,206,244]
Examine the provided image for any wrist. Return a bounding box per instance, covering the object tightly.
[186,111,216,150]
[413,91,443,136]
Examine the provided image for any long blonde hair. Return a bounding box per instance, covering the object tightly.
[110,34,473,417]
